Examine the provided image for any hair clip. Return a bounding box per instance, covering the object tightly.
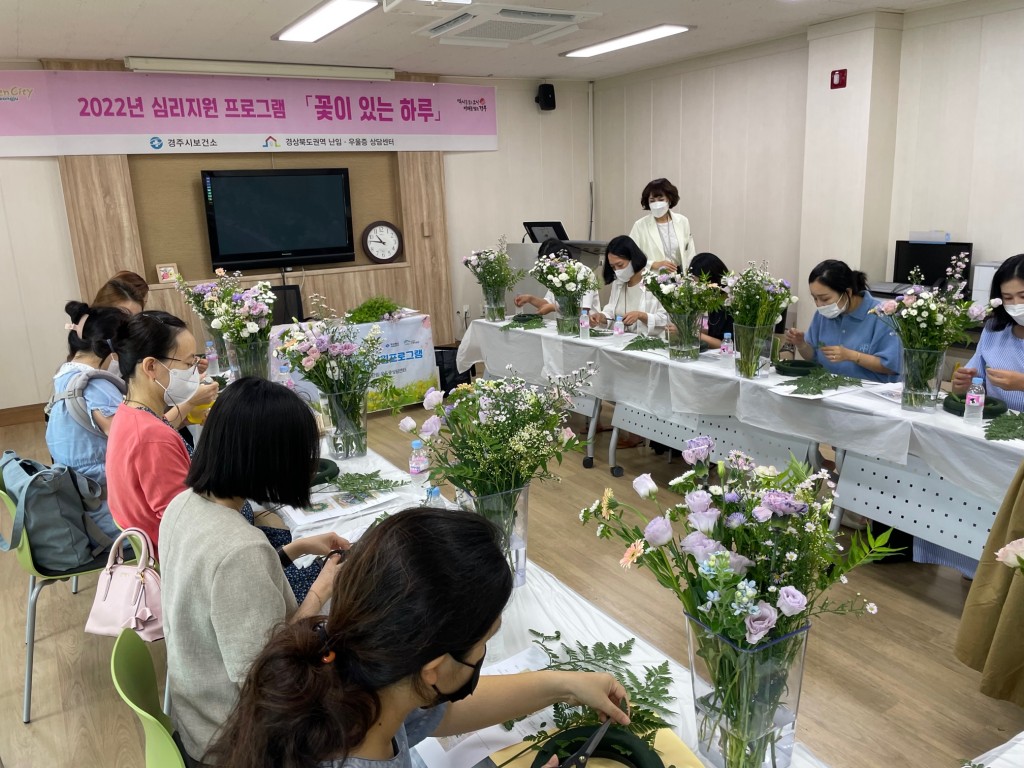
[314,621,335,664]
[64,314,89,338]
[322,650,336,664]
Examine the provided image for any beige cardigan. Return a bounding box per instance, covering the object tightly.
[629,211,696,272]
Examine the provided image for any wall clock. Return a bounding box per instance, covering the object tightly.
[362,221,404,264]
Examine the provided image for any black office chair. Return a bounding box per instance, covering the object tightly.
[270,285,304,325]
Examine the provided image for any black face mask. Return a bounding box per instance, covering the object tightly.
[432,648,485,704]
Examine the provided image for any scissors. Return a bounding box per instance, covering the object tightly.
[559,699,629,768]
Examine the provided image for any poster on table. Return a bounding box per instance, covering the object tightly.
[0,70,497,156]
[273,314,439,412]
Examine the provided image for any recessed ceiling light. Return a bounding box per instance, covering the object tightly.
[565,24,689,58]
[276,0,378,43]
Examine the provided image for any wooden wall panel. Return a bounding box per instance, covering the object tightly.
[57,154,146,301]
[127,152,401,282]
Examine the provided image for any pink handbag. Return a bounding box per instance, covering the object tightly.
[85,527,163,642]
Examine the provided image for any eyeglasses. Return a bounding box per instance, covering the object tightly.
[162,355,201,368]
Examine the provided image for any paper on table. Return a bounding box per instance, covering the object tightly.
[414,646,552,768]
[861,384,903,404]
[278,489,401,526]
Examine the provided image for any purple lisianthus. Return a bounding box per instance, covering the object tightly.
[683,436,714,465]
[776,586,808,617]
[745,601,778,644]
[967,303,988,322]
[688,507,721,535]
[685,490,713,514]
[422,387,444,410]
[328,343,343,356]
[725,512,747,529]
[419,415,442,439]
[729,551,754,575]
[724,491,740,504]
[232,292,243,301]
[338,342,359,357]
[632,473,658,500]
[751,505,773,523]
[761,490,808,516]
[644,516,674,548]
[680,531,722,564]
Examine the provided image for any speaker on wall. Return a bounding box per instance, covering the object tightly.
[535,84,556,111]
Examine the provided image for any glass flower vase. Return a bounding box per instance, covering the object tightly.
[226,338,270,380]
[482,285,508,322]
[555,296,581,336]
[901,347,945,411]
[668,312,703,361]
[733,324,774,379]
[686,613,810,768]
[321,390,368,460]
[461,485,529,588]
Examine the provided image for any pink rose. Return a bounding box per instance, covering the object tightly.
[744,601,778,644]
[995,538,1024,570]
[879,300,898,315]
[776,585,808,617]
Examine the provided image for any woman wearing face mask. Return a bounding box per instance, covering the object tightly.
[45,302,130,539]
[628,178,696,274]
[205,507,630,768]
[783,259,901,382]
[952,253,1024,410]
[106,311,218,551]
[589,235,668,336]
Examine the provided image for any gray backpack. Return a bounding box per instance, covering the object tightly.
[44,368,126,438]
[0,451,112,571]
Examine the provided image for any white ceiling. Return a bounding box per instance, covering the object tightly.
[3,0,964,80]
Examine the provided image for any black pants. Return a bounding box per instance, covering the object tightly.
[172,732,210,768]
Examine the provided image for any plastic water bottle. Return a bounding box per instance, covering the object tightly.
[579,311,590,340]
[204,340,220,377]
[612,315,625,336]
[720,332,734,357]
[425,485,445,508]
[964,377,986,424]
[274,362,291,386]
[409,439,430,485]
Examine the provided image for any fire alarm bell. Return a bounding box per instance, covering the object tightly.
[830,69,847,89]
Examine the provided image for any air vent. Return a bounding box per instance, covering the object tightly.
[416,4,599,46]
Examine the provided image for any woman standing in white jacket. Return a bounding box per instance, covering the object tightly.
[590,235,668,336]
[628,178,695,273]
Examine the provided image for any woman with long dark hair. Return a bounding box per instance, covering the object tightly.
[205,507,630,768]
[589,235,668,336]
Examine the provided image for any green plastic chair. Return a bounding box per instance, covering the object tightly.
[111,629,186,768]
[1,489,111,723]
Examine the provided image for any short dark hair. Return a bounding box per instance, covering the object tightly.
[92,270,150,309]
[205,506,513,768]
[538,238,569,258]
[688,252,729,284]
[63,301,129,364]
[112,310,187,381]
[603,235,648,284]
[988,253,1024,331]
[808,259,868,296]
[640,178,680,210]
[187,378,320,509]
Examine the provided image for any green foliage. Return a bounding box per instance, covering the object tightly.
[321,471,407,502]
[624,335,668,351]
[464,236,526,291]
[985,411,1024,441]
[779,368,862,395]
[502,315,546,332]
[721,262,797,328]
[347,295,400,324]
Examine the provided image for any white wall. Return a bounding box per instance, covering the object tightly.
[0,157,81,409]
[592,36,809,289]
[441,78,593,338]
[889,0,1024,276]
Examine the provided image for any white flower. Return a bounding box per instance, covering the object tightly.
[839,574,848,584]
[398,416,417,433]
[865,602,878,615]
[246,321,259,334]
[211,318,223,329]
[565,282,577,292]
[785,551,797,562]
[240,329,250,338]
[632,473,658,500]
[708,485,723,495]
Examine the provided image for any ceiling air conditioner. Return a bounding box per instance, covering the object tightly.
[415,4,600,47]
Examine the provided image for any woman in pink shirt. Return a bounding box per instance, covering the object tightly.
[106,311,217,554]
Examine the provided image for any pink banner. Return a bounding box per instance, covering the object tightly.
[0,70,497,156]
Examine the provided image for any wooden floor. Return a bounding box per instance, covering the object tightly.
[1,410,1022,768]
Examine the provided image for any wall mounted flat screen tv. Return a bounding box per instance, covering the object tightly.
[201,168,355,271]
[893,240,973,294]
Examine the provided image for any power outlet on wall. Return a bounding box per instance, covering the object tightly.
[479,303,485,317]
[462,304,470,318]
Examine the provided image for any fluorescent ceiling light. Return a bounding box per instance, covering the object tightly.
[124,57,395,80]
[565,24,688,58]
[276,0,378,43]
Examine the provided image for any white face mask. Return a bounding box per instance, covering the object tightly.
[649,201,670,218]
[816,293,848,319]
[159,362,202,407]
[613,264,635,283]
[1005,303,1024,324]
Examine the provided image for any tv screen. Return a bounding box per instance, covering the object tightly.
[202,168,355,271]
[893,241,973,294]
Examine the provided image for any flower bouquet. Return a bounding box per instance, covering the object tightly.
[207,281,277,379]
[721,264,797,378]
[869,253,993,410]
[580,438,896,768]
[275,318,396,459]
[399,365,595,585]
[174,268,244,364]
[464,236,525,322]
[529,252,598,335]
[646,271,725,360]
